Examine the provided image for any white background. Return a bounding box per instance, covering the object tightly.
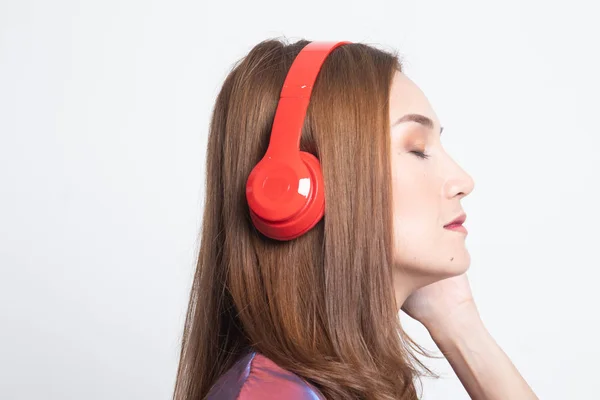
[1,0,598,399]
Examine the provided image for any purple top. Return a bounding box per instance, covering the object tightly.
[206,351,325,400]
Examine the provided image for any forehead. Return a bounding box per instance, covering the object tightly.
[389,71,439,125]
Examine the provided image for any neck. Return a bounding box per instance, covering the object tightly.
[391,266,439,312]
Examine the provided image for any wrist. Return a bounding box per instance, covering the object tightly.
[424,301,485,345]
[424,305,539,400]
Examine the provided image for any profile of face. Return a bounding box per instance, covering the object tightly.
[389,71,475,287]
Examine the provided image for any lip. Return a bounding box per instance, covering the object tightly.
[444,213,467,234]
[444,224,468,234]
[444,213,466,227]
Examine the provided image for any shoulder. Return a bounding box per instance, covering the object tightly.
[207,351,325,400]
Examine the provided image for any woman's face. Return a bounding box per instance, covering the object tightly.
[389,71,475,285]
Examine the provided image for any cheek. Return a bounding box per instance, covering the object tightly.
[392,169,438,228]
[392,169,442,254]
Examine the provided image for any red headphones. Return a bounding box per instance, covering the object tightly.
[245,41,352,241]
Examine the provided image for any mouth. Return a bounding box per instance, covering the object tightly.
[444,213,467,234]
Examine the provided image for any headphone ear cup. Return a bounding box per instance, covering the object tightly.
[246,157,308,222]
[246,152,325,241]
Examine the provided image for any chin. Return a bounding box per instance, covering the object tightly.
[395,250,471,281]
[443,255,471,276]
[432,240,471,274]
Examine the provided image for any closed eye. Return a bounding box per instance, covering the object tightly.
[410,150,430,160]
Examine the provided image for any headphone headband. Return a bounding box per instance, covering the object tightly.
[266,41,352,157]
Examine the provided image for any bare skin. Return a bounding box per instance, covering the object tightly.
[389,71,538,399]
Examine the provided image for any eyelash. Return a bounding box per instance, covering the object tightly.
[410,150,430,160]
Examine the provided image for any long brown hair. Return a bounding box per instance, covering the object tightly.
[173,38,439,400]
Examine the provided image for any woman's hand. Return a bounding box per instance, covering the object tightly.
[403,273,540,400]
[400,272,480,332]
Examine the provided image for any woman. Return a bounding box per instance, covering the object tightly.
[173,38,538,400]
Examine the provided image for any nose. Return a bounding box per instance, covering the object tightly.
[442,163,475,199]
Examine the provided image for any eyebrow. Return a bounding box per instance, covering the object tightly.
[392,113,444,136]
